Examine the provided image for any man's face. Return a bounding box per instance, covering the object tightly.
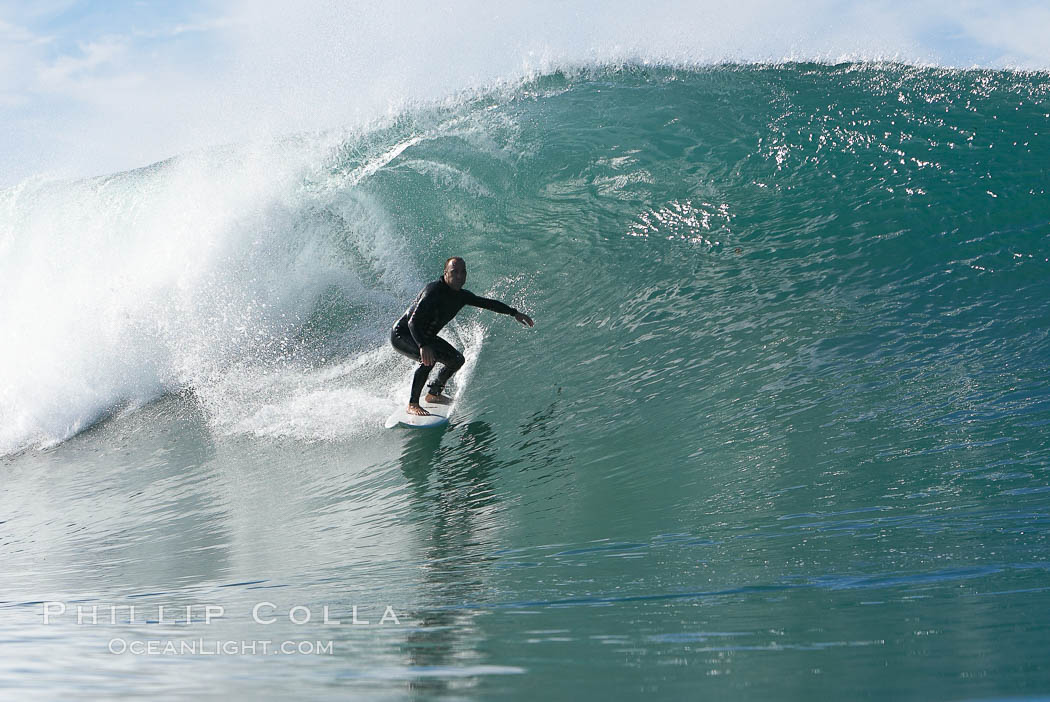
[445,259,467,290]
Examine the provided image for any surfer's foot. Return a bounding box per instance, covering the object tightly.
[424,393,453,405]
[406,403,431,416]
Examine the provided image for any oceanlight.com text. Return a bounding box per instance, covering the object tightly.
[108,638,334,656]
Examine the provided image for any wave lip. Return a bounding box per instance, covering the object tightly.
[5,3,1050,186]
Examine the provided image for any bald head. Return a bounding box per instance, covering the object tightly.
[443,257,466,290]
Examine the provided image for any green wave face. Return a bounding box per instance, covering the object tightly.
[347,64,1050,482]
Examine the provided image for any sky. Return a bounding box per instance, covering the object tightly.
[2,0,1049,187]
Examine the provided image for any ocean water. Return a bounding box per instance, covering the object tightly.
[2,63,1050,700]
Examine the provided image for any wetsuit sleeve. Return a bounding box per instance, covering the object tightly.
[462,290,518,316]
[407,284,441,348]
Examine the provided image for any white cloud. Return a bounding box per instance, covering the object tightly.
[953,4,1050,68]
[0,18,45,43]
[37,37,129,87]
[132,16,240,40]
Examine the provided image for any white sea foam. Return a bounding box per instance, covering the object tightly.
[0,135,427,455]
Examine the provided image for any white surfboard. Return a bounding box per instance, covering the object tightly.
[384,395,454,429]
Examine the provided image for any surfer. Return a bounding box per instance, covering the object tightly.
[391,257,534,416]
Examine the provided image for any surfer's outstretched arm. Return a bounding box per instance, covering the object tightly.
[463,291,534,327]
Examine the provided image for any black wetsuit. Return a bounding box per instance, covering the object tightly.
[391,279,518,403]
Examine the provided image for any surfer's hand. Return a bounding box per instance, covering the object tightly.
[514,312,534,328]
[419,346,435,366]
